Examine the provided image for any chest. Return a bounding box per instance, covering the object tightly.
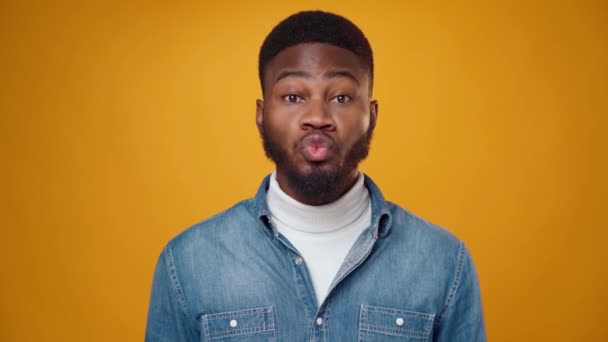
[182,240,447,342]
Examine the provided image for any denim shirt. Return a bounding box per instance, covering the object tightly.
[145,175,486,341]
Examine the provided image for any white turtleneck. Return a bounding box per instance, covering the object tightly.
[266,171,371,305]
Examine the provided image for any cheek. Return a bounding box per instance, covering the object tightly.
[336,118,371,150]
[338,111,371,134]
[263,114,296,145]
[266,101,303,132]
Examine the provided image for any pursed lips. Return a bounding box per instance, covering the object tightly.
[297,133,336,162]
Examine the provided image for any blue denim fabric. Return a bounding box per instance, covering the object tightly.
[145,175,486,341]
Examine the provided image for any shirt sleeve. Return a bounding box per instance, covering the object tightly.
[434,242,486,342]
[145,244,197,342]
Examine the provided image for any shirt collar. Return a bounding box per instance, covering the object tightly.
[250,173,392,239]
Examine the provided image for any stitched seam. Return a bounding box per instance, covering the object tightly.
[269,306,276,338]
[164,243,195,327]
[363,305,435,320]
[204,306,272,319]
[322,296,333,342]
[208,326,274,339]
[435,241,466,327]
[359,324,428,337]
[358,304,367,342]
[289,251,313,324]
[203,315,210,340]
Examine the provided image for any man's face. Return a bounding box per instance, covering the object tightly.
[256,43,378,205]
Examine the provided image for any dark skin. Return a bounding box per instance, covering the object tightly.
[256,43,378,205]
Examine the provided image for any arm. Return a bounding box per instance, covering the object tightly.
[434,242,486,342]
[145,244,197,342]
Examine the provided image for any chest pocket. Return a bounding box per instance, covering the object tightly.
[359,304,435,341]
[202,306,275,341]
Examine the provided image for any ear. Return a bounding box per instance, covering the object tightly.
[369,100,379,131]
[256,99,264,134]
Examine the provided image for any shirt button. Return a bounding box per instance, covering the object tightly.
[229,319,238,328]
[295,257,303,265]
[396,317,405,326]
[316,317,323,325]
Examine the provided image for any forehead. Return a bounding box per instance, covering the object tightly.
[264,43,368,86]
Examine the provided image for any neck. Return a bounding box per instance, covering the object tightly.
[267,170,369,232]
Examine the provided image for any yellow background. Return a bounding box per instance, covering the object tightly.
[1,1,606,341]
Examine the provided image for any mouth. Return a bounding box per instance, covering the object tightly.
[298,133,336,162]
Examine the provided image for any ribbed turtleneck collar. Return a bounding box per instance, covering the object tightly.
[266,171,370,233]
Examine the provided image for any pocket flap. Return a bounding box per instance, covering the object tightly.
[360,304,434,339]
[203,306,275,339]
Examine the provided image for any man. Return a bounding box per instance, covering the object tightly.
[146,10,485,341]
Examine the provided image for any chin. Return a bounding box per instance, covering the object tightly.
[297,160,340,175]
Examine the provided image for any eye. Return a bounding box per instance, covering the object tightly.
[332,95,352,104]
[283,94,304,103]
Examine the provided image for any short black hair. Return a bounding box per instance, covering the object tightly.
[258,10,374,94]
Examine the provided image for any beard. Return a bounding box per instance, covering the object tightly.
[261,125,374,205]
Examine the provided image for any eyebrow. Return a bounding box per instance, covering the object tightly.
[274,70,311,84]
[274,70,360,85]
[324,70,360,85]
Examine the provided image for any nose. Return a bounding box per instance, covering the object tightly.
[300,99,335,131]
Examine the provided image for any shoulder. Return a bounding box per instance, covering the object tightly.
[364,174,461,252]
[166,198,260,256]
[385,201,463,257]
